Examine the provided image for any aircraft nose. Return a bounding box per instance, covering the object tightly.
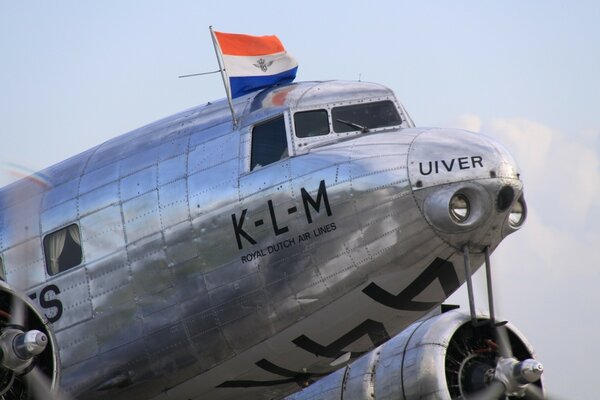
[407,128,526,250]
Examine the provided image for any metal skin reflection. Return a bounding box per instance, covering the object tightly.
[0,80,526,400]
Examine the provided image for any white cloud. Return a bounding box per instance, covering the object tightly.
[448,115,600,398]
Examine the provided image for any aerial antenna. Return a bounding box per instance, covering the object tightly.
[178,70,221,79]
[358,73,362,82]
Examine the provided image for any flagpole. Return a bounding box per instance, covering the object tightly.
[209,26,238,127]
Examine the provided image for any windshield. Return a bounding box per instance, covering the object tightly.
[332,100,401,133]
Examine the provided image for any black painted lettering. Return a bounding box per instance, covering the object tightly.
[458,157,470,169]
[40,284,63,323]
[301,180,332,224]
[419,161,432,175]
[441,159,455,171]
[472,156,483,168]
[232,209,257,250]
[268,200,289,236]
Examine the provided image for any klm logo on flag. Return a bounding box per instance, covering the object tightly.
[253,58,274,72]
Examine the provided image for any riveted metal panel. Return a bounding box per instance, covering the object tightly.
[79,181,119,217]
[144,322,197,377]
[188,325,232,373]
[128,232,170,297]
[220,306,271,353]
[140,291,182,333]
[158,154,187,186]
[239,160,292,200]
[95,301,143,353]
[3,237,46,288]
[120,165,158,201]
[202,133,239,169]
[45,266,92,330]
[55,327,98,368]
[86,250,129,300]
[119,145,160,177]
[170,257,207,302]
[188,121,233,148]
[79,162,119,194]
[159,178,189,228]
[343,350,379,400]
[165,225,198,267]
[158,135,189,161]
[188,159,238,218]
[1,196,42,249]
[79,204,125,264]
[187,144,206,175]
[40,198,78,234]
[42,179,79,211]
[122,190,161,244]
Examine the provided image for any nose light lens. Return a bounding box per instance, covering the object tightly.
[449,193,470,223]
[509,195,526,227]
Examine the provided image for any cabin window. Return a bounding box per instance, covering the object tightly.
[294,109,329,138]
[251,115,288,171]
[332,100,401,133]
[44,224,82,276]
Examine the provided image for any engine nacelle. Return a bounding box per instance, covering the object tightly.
[0,280,60,399]
[286,308,542,400]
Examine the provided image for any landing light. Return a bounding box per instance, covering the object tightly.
[449,194,470,223]
[508,196,526,227]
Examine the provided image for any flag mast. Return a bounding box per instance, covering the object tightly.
[209,26,238,127]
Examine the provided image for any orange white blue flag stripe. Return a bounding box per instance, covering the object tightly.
[213,31,298,99]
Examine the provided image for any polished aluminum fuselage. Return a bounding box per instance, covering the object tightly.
[0,81,521,399]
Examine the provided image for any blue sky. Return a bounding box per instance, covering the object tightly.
[1,1,599,398]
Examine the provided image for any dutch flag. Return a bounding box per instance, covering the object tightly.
[213,31,298,99]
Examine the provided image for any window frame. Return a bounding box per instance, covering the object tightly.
[331,100,402,134]
[43,223,84,276]
[245,113,292,173]
[293,109,330,138]
[290,97,404,152]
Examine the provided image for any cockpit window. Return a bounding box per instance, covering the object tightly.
[294,110,329,138]
[251,115,288,171]
[332,100,401,133]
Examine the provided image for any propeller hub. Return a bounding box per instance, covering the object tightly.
[494,357,544,397]
[0,329,48,373]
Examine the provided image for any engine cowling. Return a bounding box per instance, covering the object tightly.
[0,280,60,399]
[286,308,543,400]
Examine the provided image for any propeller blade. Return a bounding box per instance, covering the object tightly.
[524,384,546,400]
[25,366,72,400]
[468,379,506,400]
[493,324,513,359]
[9,295,26,327]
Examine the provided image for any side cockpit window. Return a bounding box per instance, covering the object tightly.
[251,115,288,171]
[44,224,82,276]
[294,110,329,138]
[332,100,401,133]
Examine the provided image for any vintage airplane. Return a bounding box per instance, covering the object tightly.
[0,32,545,400]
